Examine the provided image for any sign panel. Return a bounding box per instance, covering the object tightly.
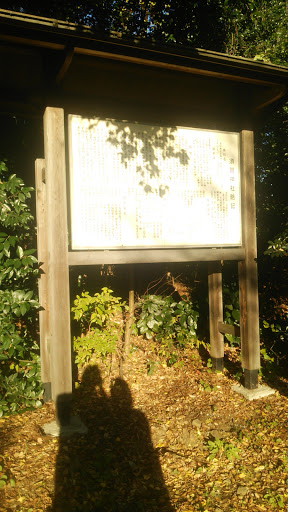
[68,116,241,250]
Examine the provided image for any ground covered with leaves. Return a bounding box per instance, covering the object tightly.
[1,338,288,512]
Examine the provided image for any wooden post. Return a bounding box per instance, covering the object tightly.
[123,265,135,357]
[43,107,72,408]
[208,261,224,371]
[238,130,260,389]
[35,159,51,401]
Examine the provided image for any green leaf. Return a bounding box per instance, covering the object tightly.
[232,309,240,321]
[20,303,28,315]
[16,246,24,259]
[24,290,34,300]
[3,241,10,257]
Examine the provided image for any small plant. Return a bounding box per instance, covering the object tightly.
[259,347,277,378]
[152,337,179,367]
[0,458,15,489]
[72,288,126,367]
[263,490,284,508]
[279,450,288,471]
[205,437,240,460]
[206,357,213,369]
[199,379,217,392]
[146,359,159,376]
[261,319,287,363]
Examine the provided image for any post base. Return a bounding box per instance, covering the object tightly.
[41,416,88,437]
[232,383,275,401]
[42,382,52,402]
[211,357,224,372]
[56,393,73,426]
[244,369,258,390]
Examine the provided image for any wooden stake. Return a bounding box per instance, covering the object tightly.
[43,107,72,404]
[123,265,135,357]
[208,261,224,371]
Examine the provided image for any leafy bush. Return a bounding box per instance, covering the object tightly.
[0,162,42,417]
[71,287,126,367]
[264,221,288,258]
[136,294,198,346]
[223,285,240,346]
[223,278,288,374]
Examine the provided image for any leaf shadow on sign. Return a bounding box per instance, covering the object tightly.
[88,118,190,197]
[70,116,241,248]
[85,118,238,221]
[51,364,175,512]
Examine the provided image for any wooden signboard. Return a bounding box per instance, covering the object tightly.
[36,107,260,406]
[68,115,241,251]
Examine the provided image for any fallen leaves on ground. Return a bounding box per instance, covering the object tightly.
[1,338,288,511]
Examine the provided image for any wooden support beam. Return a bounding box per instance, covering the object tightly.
[238,130,260,389]
[43,107,72,407]
[35,159,51,401]
[218,322,240,338]
[56,46,74,85]
[208,261,224,371]
[68,247,245,266]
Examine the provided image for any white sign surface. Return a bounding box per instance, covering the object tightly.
[68,116,241,249]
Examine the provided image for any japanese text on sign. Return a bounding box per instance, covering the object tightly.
[68,116,241,249]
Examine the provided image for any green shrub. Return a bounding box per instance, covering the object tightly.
[223,285,240,346]
[136,294,199,346]
[0,162,42,417]
[71,287,126,367]
[265,223,288,258]
[223,280,287,365]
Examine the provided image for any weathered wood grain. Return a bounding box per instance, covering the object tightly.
[43,107,72,403]
[238,130,260,380]
[35,158,51,400]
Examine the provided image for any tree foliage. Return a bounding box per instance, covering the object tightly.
[0,162,42,416]
[255,104,288,252]
[2,0,287,59]
[222,0,288,63]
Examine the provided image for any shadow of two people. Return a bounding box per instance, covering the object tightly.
[51,365,175,512]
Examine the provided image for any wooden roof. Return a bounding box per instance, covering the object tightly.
[0,8,287,130]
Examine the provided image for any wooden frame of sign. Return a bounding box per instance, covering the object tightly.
[36,107,260,403]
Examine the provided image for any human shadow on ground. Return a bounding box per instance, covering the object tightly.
[51,365,174,512]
